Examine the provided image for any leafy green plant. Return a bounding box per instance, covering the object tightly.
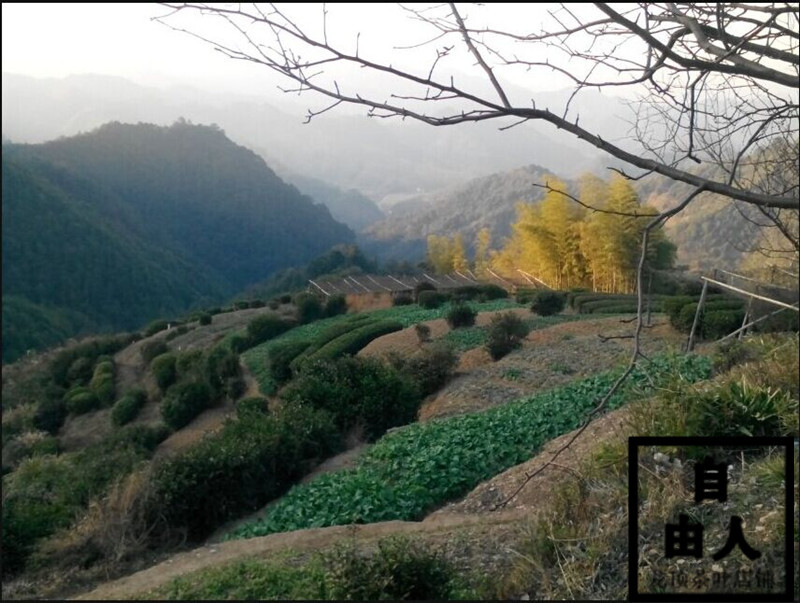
[198,313,212,326]
[228,353,711,539]
[393,293,414,306]
[502,368,522,381]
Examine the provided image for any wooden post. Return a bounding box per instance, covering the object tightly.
[686,279,708,352]
[739,298,753,340]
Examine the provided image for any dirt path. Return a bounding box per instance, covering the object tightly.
[419,316,682,421]
[74,511,525,600]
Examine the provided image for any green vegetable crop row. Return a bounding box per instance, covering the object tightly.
[227,353,711,540]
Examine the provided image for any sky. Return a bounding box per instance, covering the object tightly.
[1,3,606,101]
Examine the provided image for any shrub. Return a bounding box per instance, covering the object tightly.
[452,286,481,301]
[234,300,251,310]
[141,340,169,364]
[324,294,348,317]
[161,382,213,430]
[308,320,403,363]
[198,313,212,326]
[515,287,538,305]
[478,284,508,301]
[294,292,324,324]
[530,291,566,316]
[226,377,246,400]
[445,302,476,328]
[393,293,414,306]
[323,537,458,602]
[413,281,436,301]
[48,334,135,387]
[268,298,281,310]
[417,290,447,309]
[150,353,177,392]
[229,333,252,354]
[33,396,67,435]
[144,320,169,337]
[236,397,270,420]
[152,403,340,540]
[703,309,745,340]
[414,323,431,344]
[386,343,458,397]
[675,303,700,333]
[175,350,206,383]
[285,357,421,441]
[66,390,101,415]
[250,299,266,309]
[280,294,292,304]
[486,312,531,360]
[247,314,293,346]
[111,388,148,426]
[66,356,94,386]
[267,340,312,384]
[206,345,241,396]
[90,361,115,405]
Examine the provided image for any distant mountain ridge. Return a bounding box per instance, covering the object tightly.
[2,72,626,201]
[2,121,354,361]
[361,164,556,261]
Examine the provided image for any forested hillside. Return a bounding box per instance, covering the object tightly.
[2,121,354,362]
[363,164,553,261]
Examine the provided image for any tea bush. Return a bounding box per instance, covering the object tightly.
[247,314,294,346]
[445,302,476,328]
[160,381,212,430]
[294,292,324,324]
[152,403,340,540]
[151,353,177,391]
[284,356,421,441]
[324,294,348,317]
[417,290,448,309]
[486,312,530,360]
[141,340,169,364]
[308,320,403,362]
[530,291,566,316]
[110,388,148,426]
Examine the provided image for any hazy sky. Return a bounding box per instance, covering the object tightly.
[1,3,600,100]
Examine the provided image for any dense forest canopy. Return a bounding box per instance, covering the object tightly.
[2,121,355,362]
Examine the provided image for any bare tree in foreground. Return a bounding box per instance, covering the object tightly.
[157,3,798,504]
